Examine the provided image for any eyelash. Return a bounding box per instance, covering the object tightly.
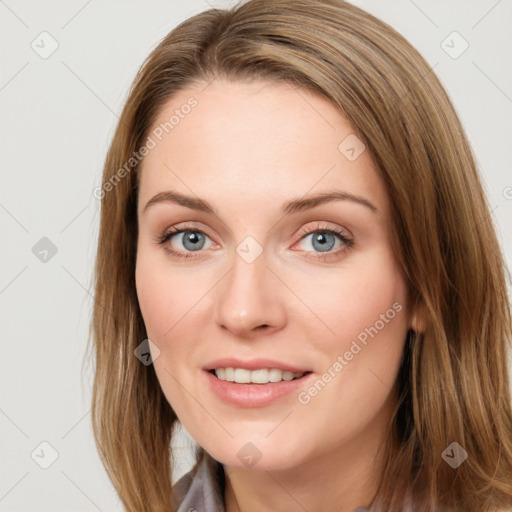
[154,222,354,262]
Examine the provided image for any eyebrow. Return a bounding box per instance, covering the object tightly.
[143,189,378,215]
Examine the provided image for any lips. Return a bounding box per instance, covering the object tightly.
[202,357,314,407]
[204,367,314,408]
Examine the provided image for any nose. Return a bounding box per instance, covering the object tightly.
[214,251,287,338]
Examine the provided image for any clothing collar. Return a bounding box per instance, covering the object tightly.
[173,450,225,512]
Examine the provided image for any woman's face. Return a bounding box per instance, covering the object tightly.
[135,79,412,471]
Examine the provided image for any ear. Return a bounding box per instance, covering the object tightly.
[410,300,428,333]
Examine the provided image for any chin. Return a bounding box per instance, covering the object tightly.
[200,434,306,471]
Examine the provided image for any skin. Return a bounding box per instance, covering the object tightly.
[135,79,423,512]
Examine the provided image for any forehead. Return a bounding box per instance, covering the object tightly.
[137,79,390,219]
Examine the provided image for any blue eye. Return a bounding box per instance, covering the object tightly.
[299,231,341,253]
[293,224,354,262]
[157,228,213,259]
[172,231,208,251]
[155,223,354,262]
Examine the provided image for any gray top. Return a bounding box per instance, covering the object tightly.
[172,450,370,512]
[173,450,226,512]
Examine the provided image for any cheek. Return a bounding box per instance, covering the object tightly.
[135,266,168,340]
[135,252,195,406]
[295,250,409,392]
[135,247,195,341]
[290,258,408,441]
[298,256,407,340]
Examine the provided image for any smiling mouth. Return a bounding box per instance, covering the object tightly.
[209,368,312,384]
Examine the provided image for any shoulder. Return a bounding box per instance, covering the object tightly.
[171,449,226,512]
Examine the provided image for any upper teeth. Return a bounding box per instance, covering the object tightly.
[214,368,305,384]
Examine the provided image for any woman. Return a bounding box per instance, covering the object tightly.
[89,1,512,511]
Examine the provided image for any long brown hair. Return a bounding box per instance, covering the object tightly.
[89,1,512,510]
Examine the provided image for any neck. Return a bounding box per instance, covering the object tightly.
[224,398,397,512]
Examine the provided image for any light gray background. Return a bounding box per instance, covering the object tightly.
[1,0,511,510]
